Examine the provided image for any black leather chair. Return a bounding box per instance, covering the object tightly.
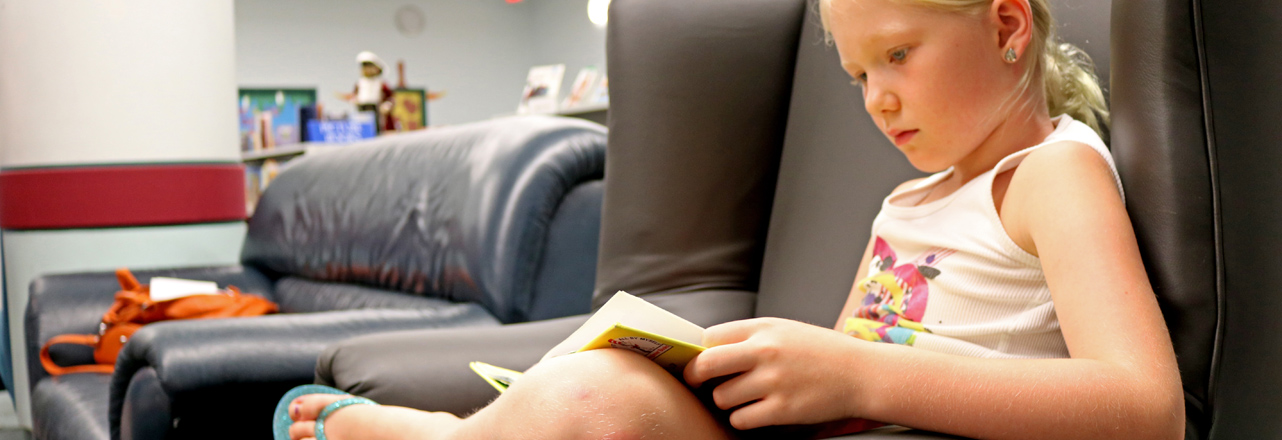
[322,0,1282,438]
[1111,0,1282,437]
[24,116,607,440]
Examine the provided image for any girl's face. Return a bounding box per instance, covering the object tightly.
[829,0,1018,173]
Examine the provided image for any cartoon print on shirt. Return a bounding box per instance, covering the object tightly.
[844,237,955,346]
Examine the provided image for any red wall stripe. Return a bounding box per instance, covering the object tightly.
[0,164,246,230]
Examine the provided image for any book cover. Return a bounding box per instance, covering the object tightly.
[472,291,706,393]
[560,67,599,110]
[517,64,566,114]
[469,361,524,393]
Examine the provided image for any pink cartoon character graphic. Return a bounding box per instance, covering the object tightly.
[844,237,954,346]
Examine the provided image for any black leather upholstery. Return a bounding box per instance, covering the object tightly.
[591,0,806,307]
[26,116,609,440]
[31,374,110,440]
[1112,0,1282,438]
[243,116,607,324]
[113,309,498,440]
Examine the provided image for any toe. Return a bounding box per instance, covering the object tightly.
[294,394,350,422]
[289,421,315,440]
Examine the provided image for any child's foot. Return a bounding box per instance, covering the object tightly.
[288,393,465,440]
[287,393,350,440]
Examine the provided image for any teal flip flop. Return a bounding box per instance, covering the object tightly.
[272,385,348,440]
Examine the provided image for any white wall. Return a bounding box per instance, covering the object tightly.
[0,0,239,167]
[531,0,609,89]
[235,0,607,126]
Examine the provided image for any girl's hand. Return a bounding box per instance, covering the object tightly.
[683,317,869,430]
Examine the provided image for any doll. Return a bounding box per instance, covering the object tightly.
[341,51,394,133]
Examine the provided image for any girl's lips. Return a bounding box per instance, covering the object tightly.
[893,129,918,146]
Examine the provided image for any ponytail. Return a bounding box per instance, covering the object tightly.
[1041,41,1109,139]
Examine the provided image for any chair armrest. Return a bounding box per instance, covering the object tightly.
[316,314,587,416]
[315,289,757,415]
[109,306,500,440]
[24,265,273,396]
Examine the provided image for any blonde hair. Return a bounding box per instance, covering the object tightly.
[818,0,1109,138]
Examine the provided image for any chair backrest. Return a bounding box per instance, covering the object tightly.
[1112,0,1282,437]
[243,116,606,323]
[592,0,806,306]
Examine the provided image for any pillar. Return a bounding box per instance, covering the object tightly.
[0,0,245,427]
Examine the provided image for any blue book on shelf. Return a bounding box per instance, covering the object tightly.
[307,114,376,143]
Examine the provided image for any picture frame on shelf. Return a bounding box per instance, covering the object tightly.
[390,88,428,131]
[238,88,317,152]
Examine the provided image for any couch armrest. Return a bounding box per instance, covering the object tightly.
[24,265,273,397]
[108,306,499,440]
[315,289,757,415]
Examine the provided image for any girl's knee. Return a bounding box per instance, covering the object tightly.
[516,349,680,408]
[488,349,727,439]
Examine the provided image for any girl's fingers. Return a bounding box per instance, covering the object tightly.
[684,342,757,388]
[702,319,762,347]
[288,421,315,440]
[709,369,770,410]
[727,398,779,431]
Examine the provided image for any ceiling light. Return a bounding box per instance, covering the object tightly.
[588,0,610,26]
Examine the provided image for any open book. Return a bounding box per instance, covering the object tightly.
[470,291,705,393]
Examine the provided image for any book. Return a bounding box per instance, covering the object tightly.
[560,67,600,110]
[471,291,706,393]
[517,64,566,114]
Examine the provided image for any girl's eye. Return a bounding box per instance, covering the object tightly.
[890,48,909,63]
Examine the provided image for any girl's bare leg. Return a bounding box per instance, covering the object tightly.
[290,349,731,440]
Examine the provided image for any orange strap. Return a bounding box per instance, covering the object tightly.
[40,334,114,375]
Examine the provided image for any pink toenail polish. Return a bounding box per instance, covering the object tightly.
[293,404,300,418]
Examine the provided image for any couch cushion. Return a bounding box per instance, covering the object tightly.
[272,277,491,314]
[32,374,110,440]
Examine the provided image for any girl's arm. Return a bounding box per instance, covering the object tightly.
[687,143,1184,440]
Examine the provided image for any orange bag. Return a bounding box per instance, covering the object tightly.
[40,268,278,375]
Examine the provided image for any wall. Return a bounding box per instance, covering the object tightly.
[235,0,608,126]
[531,0,609,94]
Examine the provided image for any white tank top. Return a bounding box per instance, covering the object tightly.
[843,115,1123,359]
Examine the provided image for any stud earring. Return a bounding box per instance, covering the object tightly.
[1003,48,1018,63]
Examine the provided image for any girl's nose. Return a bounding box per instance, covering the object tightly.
[863,81,901,115]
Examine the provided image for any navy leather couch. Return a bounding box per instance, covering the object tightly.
[24,115,607,440]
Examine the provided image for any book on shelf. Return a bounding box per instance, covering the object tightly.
[517,64,566,115]
[470,291,705,393]
[560,67,600,110]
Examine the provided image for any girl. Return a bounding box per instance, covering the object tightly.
[283,0,1185,438]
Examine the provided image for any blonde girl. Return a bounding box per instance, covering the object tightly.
[282,0,1184,438]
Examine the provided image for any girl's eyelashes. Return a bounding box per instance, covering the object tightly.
[890,47,909,64]
[851,73,867,88]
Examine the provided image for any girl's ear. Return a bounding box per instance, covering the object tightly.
[989,0,1034,61]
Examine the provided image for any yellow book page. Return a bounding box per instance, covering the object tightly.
[577,323,706,376]
[469,361,525,393]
